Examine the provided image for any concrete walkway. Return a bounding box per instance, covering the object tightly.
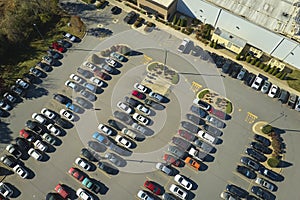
[110,0,300,97]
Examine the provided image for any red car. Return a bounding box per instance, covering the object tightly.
[94,69,110,80]
[55,184,70,199]
[51,42,66,53]
[19,129,36,142]
[144,180,162,195]
[132,90,146,100]
[68,167,85,182]
[178,130,195,142]
[163,154,181,167]
[209,107,226,120]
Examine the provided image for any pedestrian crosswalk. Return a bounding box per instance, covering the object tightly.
[245,112,258,123]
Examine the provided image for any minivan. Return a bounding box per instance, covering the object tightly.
[198,130,217,144]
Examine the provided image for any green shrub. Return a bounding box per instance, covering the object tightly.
[264,65,270,72]
[210,39,214,47]
[267,157,280,168]
[255,61,261,67]
[259,63,265,69]
[172,15,177,25]
[197,89,210,99]
[268,67,274,74]
[272,67,280,76]
[250,57,257,65]
[262,125,273,134]
[176,18,181,26]
[226,102,233,114]
[275,72,283,78]
[236,54,241,60]
[280,72,287,80]
[246,56,252,63]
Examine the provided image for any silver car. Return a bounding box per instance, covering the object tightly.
[261,81,271,94]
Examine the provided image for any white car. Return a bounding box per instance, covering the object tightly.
[41,108,56,120]
[136,104,151,116]
[0,182,13,198]
[255,177,275,191]
[13,164,29,179]
[156,162,172,175]
[75,157,91,171]
[16,78,30,89]
[32,113,47,125]
[149,91,164,102]
[60,109,75,121]
[90,77,104,87]
[197,130,217,144]
[174,174,192,190]
[117,101,133,114]
[63,32,77,42]
[83,61,97,71]
[115,135,131,148]
[65,80,82,92]
[177,38,190,53]
[98,123,113,135]
[132,123,147,134]
[251,76,263,90]
[268,84,279,98]
[133,113,150,125]
[76,188,94,200]
[70,73,85,84]
[220,191,238,200]
[105,58,118,67]
[34,140,48,152]
[134,83,149,93]
[169,184,188,200]
[28,148,43,161]
[137,190,154,200]
[46,124,61,136]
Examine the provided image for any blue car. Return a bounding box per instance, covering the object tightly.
[66,102,81,113]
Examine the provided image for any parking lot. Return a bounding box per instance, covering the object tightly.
[0,0,300,199]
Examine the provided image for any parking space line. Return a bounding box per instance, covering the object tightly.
[232,171,252,183]
[97,169,112,179]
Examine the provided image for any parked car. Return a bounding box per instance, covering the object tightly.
[254,134,271,146]
[125,96,141,107]
[3,92,17,103]
[134,83,150,93]
[197,130,217,144]
[75,97,91,109]
[0,155,17,168]
[251,76,263,90]
[268,84,279,98]
[190,105,207,118]
[117,101,134,114]
[240,156,261,171]
[92,132,110,146]
[34,140,48,152]
[81,148,97,161]
[133,113,150,125]
[65,80,83,92]
[46,124,61,136]
[47,49,61,59]
[42,133,56,145]
[226,184,248,198]
[66,102,82,113]
[10,85,25,97]
[82,177,101,194]
[53,93,71,104]
[177,38,190,53]
[184,156,201,170]
[149,92,164,102]
[70,73,85,84]
[163,154,181,167]
[115,135,132,148]
[105,57,118,67]
[76,188,94,200]
[51,42,66,53]
[243,72,256,86]
[131,123,147,134]
[15,137,31,151]
[80,90,97,102]
[19,129,36,142]
[193,139,214,153]
[220,191,241,200]
[16,78,30,89]
[169,184,188,200]
[94,69,110,80]
[55,184,70,199]
[186,113,205,125]
[237,68,248,80]
[57,39,72,48]
[41,108,56,120]
[222,60,233,74]
[137,190,154,200]
[90,77,104,87]
[6,144,22,159]
[261,81,271,94]
[295,97,300,112]
[63,31,77,42]
[251,186,275,200]
[60,109,75,121]
[287,93,298,109]
[144,180,162,195]
[132,90,146,100]
[77,67,93,79]
[178,129,195,142]
[245,148,267,162]
[136,104,151,116]
[259,167,281,181]
[181,121,199,133]
[111,6,121,15]
[156,162,173,175]
[174,174,193,190]
[68,167,86,182]
[28,148,43,161]
[108,119,125,131]
[75,157,92,171]
[25,120,43,135]
[98,123,113,135]
[32,113,47,125]
[97,161,116,174]
[99,63,113,74]
[13,164,28,178]
[171,137,191,151]
[29,67,43,77]
[0,99,12,111]
[104,152,122,167]
[42,55,54,65]
[250,142,272,154]
[209,107,226,120]
[83,61,98,71]
[230,64,242,78]
[205,115,225,128]
[37,61,52,72]
[114,111,134,125]
[255,177,276,191]
[236,165,256,179]
[278,89,290,104]
[121,128,137,140]
[193,99,211,111]
[110,51,126,61]
[168,145,185,158]
[0,182,13,198]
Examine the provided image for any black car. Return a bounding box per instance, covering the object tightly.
[186,113,205,125]
[57,39,72,48]
[113,111,134,125]
[37,61,52,72]
[236,165,257,179]
[244,72,256,86]
[191,45,202,56]
[203,124,223,137]
[251,186,275,200]
[111,6,121,14]
[54,118,69,129]
[16,137,31,151]
[77,67,93,79]
[144,99,163,108]
[287,93,298,109]
[108,119,126,131]
[247,195,260,200]
[222,61,233,74]
[254,134,271,146]
[0,155,17,168]
[98,161,116,174]
[53,93,71,104]
[250,142,272,154]
[47,49,62,59]
[30,67,43,77]
[10,85,25,97]
[81,148,97,162]
[226,184,248,198]
[125,96,141,107]
[230,64,242,78]
[240,156,261,171]
[190,105,207,118]
[259,167,281,181]
[23,73,37,84]
[25,120,44,134]
[123,11,137,24]
[245,148,267,162]
[181,121,200,134]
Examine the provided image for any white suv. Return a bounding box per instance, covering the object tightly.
[32,113,47,125]
[169,184,188,200]
[177,38,190,53]
[251,76,263,90]
[198,130,217,144]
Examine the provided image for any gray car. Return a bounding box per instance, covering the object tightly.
[240,156,261,171]
[194,139,214,153]
[105,152,122,167]
[237,68,247,80]
[168,145,185,158]
[260,81,271,94]
[205,115,225,129]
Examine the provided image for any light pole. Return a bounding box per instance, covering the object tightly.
[33,23,44,41]
[163,49,168,76]
[264,111,287,128]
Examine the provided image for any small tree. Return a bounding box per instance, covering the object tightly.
[255,60,261,67]
[210,39,214,47]
[268,67,275,74]
[262,124,273,134]
[264,65,270,72]
[275,72,283,78]
[236,53,241,60]
[246,56,252,63]
[272,68,280,76]
[213,40,218,49]
[280,72,287,80]
[267,157,280,168]
[176,18,181,26]
[259,63,265,69]
[250,57,257,65]
[172,15,177,25]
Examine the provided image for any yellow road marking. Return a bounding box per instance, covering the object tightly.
[191,81,202,93]
[245,112,258,124]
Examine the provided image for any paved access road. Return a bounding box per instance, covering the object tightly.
[1,1,299,199]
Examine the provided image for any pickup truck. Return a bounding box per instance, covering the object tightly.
[188,147,207,161]
[197,130,217,144]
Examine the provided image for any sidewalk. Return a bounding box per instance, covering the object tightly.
[109,0,300,97]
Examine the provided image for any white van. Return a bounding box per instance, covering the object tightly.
[121,128,137,140]
[198,130,217,144]
[28,148,43,161]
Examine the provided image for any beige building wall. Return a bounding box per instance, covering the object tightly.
[137,0,177,20]
[212,34,243,54]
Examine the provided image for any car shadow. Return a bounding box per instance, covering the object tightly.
[124,50,143,57]
[199,162,208,171]
[53,136,62,147]
[5,182,21,198]
[25,86,49,99]
[215,138,223,145]
[46,144,56,153]
[95,88,104,94]
[151,103,165,111]
[111,68,121,75]
[41,153,50,162]
[24,166,35,179]
[0,110,10,117]
[135,132,146,142]
[0,167,14,176]
[143,127,155,136]
[97,180,109,195]
[203,154,215,162]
